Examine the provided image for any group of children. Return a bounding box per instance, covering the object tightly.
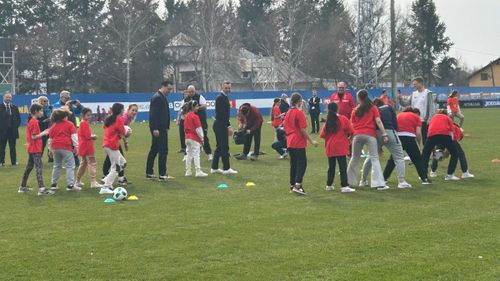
[20,102,138,196]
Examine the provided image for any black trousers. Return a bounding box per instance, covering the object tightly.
[242,126,261,155]
[289,148,307,186]
[272,141,286,156]
[310,111,320,133]
[146,129,168,176]
[103,146,125,177]
[385,136,428,181]
[431,142,468,173]
[179,119,186,151]
[422,135,458,175]
[202,127,212,155]
[327,156,348,187]
[421,122,429,145]
[0,128,17,164]
[212,121,230,170]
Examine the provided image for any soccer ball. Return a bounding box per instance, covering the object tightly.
[124,125,132,138]
[113,187,128,201]
[433,149,444,161]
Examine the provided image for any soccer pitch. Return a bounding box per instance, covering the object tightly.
[1,108,499,280]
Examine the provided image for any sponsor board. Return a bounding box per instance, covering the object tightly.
[483,100,500,107]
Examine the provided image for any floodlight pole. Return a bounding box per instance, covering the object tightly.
[390,0,398,108]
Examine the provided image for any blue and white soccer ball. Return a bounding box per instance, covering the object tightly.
[124,125,133,138]
[113,187,128,201]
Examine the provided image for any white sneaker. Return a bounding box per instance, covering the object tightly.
[404,156,411,161]
[359,180,368,187]
[75,181,85,188]
[182,155,187,162]
[185,170,193,177]
[90,182,103,189]
[376,186,390,191]
[398,181,412,189]
[444,175,460,181]
[210,169,223,174]
[208,154,213,161]
[222,168,238,175]
[341,186,356,193]
[430,171,437,178]
[99,187,114,195]
[461,171,475,179]
[280,153,288,159]
[325,185,335,191]
[195,171,208,177]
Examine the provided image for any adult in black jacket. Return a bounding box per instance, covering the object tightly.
[211,81,237,174]
[308,89,321,134]
[146,80,173,181]
[279,93,290,114]
[0,92,21,166]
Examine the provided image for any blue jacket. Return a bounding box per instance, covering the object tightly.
[378,105,397,131]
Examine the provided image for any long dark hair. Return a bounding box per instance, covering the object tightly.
[104,103,124,127]
[325,102,340,133]
[355,89,373,117]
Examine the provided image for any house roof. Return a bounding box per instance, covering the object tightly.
[468,57,500,79]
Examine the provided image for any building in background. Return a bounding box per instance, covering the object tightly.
[468,58,500,87]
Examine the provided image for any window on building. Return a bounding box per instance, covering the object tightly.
[480,73,489,81]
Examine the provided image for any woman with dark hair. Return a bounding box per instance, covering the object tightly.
[320,102,354,192]
[384,107,432,184]
[360,98,412,189]
[271,98,284,129]
[447,90,464,127]
[283,92,318,195]
[235,103,263,161]
[347,90,389,190]
[101,103,127,194]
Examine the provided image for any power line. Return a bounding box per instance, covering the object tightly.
[451,46,500,57]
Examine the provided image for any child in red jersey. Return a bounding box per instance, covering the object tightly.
[447,90,464,127]
[101,103,127,195]
[48,108,78,192]
[271,98,284,128]
[19,104,51,195]
[283,93,318,195]
[421,109,460,181]
[75,108,102,189]
[320,102,354,193]
[183,101,208,177]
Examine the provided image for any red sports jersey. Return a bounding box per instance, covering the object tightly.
[380,95,389,105]
[271,105,283,128]
[49,120,76,151]
[283,107,308,148]
[350,106,380,137]
[427,114,454,138]
[320,115,353,157]
[26,118,42,153]
[78,120,95,156]
[397,112,422,135]
[329,92,355,118]
[184,111,203,144]
[452,124,463,142]
[448,97,459,113]
[103,117,126,150]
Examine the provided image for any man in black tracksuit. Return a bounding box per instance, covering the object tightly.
[211,81,237,174]
[146,80,173,181]
[308,89,321,134]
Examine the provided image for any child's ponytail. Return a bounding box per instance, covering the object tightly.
[104,103,124,127]
[326,102,340,134]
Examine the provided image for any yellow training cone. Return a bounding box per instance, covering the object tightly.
[246,182,256,187]
[127,195,139,201]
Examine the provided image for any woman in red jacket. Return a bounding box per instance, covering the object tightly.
[320,102,355,193]
[421,109,459,181]
[235,103,263,161]
[283,93,318,195]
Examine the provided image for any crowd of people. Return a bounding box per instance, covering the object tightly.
[2,76,476,196]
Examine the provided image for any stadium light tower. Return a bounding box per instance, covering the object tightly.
[0,38,15,95]
[356,0,378,88]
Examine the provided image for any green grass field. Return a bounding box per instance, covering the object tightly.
[1,108,499,280]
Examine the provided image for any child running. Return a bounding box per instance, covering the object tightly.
[101,103,127,195]
[19,104,52,195]
[75,108,102,189]
[320,102,355,193]
[183,101,208,177]
[447,90,464,127]
[48,108,78,191]
[283,92,318,195]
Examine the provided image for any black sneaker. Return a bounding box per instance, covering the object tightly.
[146,174,156,180]
[234,154,247,160]
[118,177,131,185]
[421,178,432,185]
[292,185,307,195]
[38,188,55,196]
[178,149,186,154]
[50,183,58,191]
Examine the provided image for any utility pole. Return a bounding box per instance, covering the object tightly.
[390,0,398,107]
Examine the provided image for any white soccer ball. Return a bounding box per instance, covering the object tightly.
[124,125,132,138]
[433,149,444,161]
[113,187,128,201]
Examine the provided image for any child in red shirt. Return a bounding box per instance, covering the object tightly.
[447,90,464,127]
[48,108,78,191]
[101,103,127,194]
[320,102,354,193]
[283,93,318,195]
[76,108,102,189]
[19,104,51,195]
[271,98,283,128]
[183,101,207,177]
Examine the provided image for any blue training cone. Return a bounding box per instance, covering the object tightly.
[217,183,229,189]
[104,198,116,203]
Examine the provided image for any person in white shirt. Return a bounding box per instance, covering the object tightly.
[399,77,435,144]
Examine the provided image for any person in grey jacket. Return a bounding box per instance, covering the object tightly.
[398,77,435,145]
[361,99,412,189]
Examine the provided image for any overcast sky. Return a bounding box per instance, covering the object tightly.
[158,0,500,70]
